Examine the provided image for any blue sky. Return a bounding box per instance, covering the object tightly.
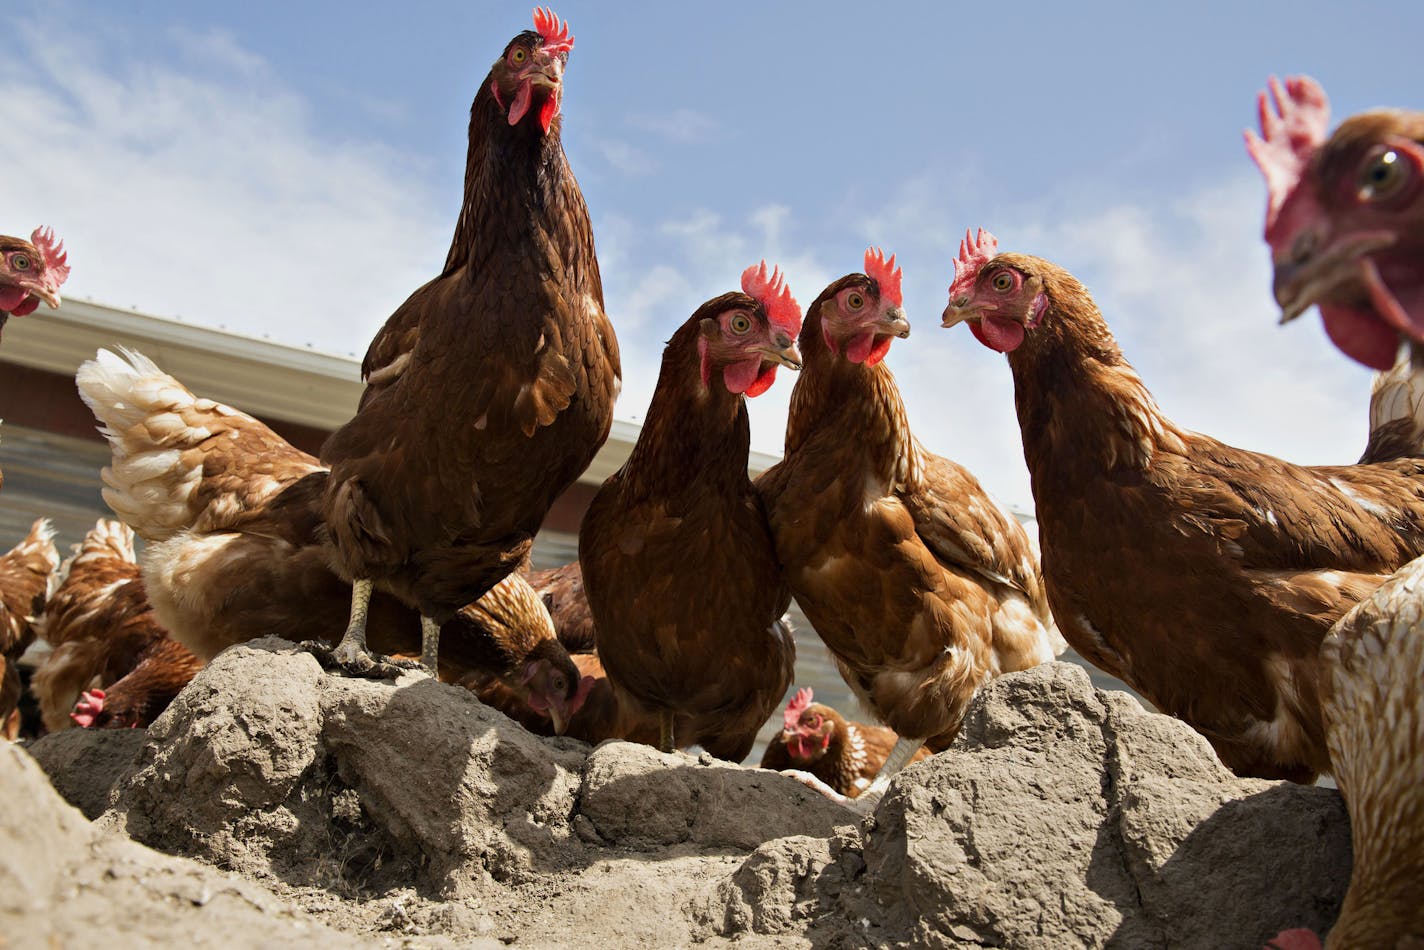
[5,1,1421,509]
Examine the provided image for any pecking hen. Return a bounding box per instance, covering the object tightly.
[1246,75,1424,370]
[317,7,620,676]
[0,226,69,341]
[76,348,590,732]
[757,249,1061,803]
[32,518,203,731]
[760,687,931,800]
[942,228,1424,782]
[580,263,802,762]
[0,519,58,739]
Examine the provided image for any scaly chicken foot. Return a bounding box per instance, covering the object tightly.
[658,710,675,753]
[302,578,422,679]
[420,615,441,672]
[855,734,927,805]
[777,769,860,811]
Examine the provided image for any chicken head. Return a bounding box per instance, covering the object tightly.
[489,8,574,134]
[817,247,912,365]
[697,261,803,397]
[0,226,69,317]
[778,687,835,764]
[940,228,1049,353]
[521,643,594,736]
[1247,75,1424,370]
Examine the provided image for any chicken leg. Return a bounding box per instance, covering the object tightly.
[303,578,420,679]
[658,710,676,753]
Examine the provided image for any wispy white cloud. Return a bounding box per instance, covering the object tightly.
[627,108,719,143]
[1,23,447,357]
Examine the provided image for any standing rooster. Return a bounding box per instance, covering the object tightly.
[317,8,620,676]
[580,263,803,761]
[757,249,1061,804]
[942,228,1424,782]
[0,519,59,739]
[32,519,203,732]
[760,688,931,800]
[0,226,69,340]
[1246,76,1424,370]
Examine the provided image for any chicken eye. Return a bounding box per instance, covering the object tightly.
[10,254,30,271]
[510,47,529,65]
[991,271,1014,292]
[729,313,752,334]
[1357,147,1410,202]
[846,292,865,311]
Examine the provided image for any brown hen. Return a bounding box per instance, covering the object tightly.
[318,8,619,676]
[580,264,802,762]
[32,518,203,731]
[0,519,58,739]
[943,230,1424,782]
[758,250,1061,801]
[760,688,931,800]
[76,348,588,730]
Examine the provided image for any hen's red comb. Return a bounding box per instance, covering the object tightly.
[864,247,903,308]
[741,261,803,337]
[31,225,70,290]
[533,7,574,55]
[948,228,998,300]
[783,687,813,731]
[1244,75,1330,234]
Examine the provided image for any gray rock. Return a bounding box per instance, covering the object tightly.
[0,742,389,948]
[24,725,146,818]
[579,740,854,851]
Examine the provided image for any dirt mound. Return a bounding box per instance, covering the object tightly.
[21,640,1351,948]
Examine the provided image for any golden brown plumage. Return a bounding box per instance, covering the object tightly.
[317,11,619,674]
[31,519,203,731]
[757,263,1060,788]
[944,240,1424,782]
[0,518,58,738]
[75,349,588,728]
[760,688,931,799]
[581,277,802,763]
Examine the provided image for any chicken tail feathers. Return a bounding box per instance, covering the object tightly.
[76,348,320,541]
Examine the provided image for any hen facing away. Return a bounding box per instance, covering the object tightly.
[0,226,69,341]
[75,348,588,731]
[580,264,803,763]
[757,250,1061,804]
[760,687,931,801]
[941,229,1424,782]
[1246,76,1424,370]
[318,8,619,677]
[32,519,203,731]
[0,519,58,739]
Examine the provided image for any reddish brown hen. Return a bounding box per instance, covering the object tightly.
[32,518,203,731]
[76,348,589,732]
[317,8,619,677]
[942,228,1424,782]
[580,263,803,762]
[1246,76,1424,370]
[0,519,59,739]
[758,249,1061,802]
[0,225,69,340]
[760,688,931,800]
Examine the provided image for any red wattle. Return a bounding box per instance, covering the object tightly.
[970,315,1025,352]
[845,332,893,366]
[538,91,560,132]
[0,286,28,312]
[721,357,764,395]
[1320,304,1399,371]
[508,80,534,125]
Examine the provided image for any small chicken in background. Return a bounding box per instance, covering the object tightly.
[76,348,589,731]
[758,249,1061,806]
[760,688,931,800]
[0,519,59,739]
[1246,76,1424,370]
[942,228,1424,783]
[316,7,620,677]
[31,519,203,731]
[524,561,597,654]
[581,263,802,762]
[0,226,69,340]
